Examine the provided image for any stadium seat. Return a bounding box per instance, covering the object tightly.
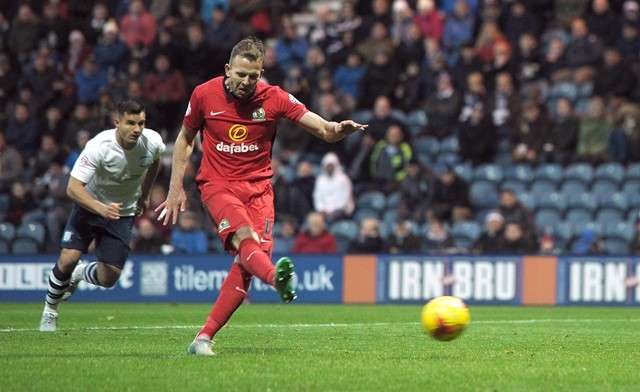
[0,194,8,214]
[555,222,574,248]
[0,222,16,242]
[517,193,536,211]
[560,180,589,195]
[628,194,640,209]
[603,238,629,255]
[500,180,527,194]
[535,192,567,211]
[453,163,473,182]
[406,110,427,136]
[595,209,625,226]
[566,209,594,227]
[386,192,403,209]
[597,192,629,211]
[0,239,8,255]
[535,209,562,231]
[452,221,481,249]
[591,179,619,197]
[439,137,459,154]
[503,164,533,182]
[474,164,503,183]
[329,220,359,241]
[382,209,399,226]
[627,208,640,222]
[335,236,351,253]
[530,180,557,196]
[11,237,39,254]
[470,181,499,209]
[435,152,460,166]
[603,222,635,242]
[625,163,640,180]
[16,222,46,245]
[622,180,640,196]
[415,137,440,157]
[566,193,598,211]
[357,191,386,212]
[594,163,625,184]
[535,164,563,184]
[352,208,379,223]
[564,163,594,184]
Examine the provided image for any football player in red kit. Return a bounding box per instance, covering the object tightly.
[156,37,366,356]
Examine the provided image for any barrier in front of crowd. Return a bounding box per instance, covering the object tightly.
[1,255,639,305]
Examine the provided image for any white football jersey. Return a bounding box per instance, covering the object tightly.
[70,128,165,216]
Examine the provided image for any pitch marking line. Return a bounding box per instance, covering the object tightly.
[2,319,640,333]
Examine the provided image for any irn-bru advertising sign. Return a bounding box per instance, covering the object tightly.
[1,255,640,305]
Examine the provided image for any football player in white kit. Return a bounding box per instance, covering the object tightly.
[39,100,165,332]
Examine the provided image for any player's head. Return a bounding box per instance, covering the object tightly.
[225,37,265,100]
[114,100,146,149]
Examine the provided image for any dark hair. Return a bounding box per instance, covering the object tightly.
[229,36,265,64]
[116,100,145,116]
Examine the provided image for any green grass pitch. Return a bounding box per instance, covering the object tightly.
[2,304,640,391]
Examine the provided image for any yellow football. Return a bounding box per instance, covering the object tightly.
[421,296,470,341]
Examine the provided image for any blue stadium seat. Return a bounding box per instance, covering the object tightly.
[597,192,629,211]
[453,163,473,183]
[517,193,536,211]
[439,137,459,154]
[535,209,562,231]
[16,222,46,245]
[0,239,8,254]
[470,181,499,209]
[11,238,39,254]
[625,163,640,180]
[603,238,629,255]
[603,222,635,242]
[503,164,533,182]
[595,163,625,184]
[357,191,386,212]
[500,180,527,194]
[591,179,619,196]
[406,110,427,135]
[628,194,640,209]
[352,110,373,124]
[382,209,399,226]
[530,180,557,196]
[0,222,16,242]
[335,236,351,253]
[555,222,574,247]
[386,192,403,209]
[566,209,594,227]
[560,180,589,195]
[566,193,598,211]
[535,164,563,184]
[415,137,440,157]
[353,208,379,223]
[474,164,503,183]
[329,220,359,241]
[622,180,640,196]
[0,194,8,214]
[627,208,640,221]
[435,152,460,166]
[535,192,567,211]
[564,163,594,184]
[595,209,625,226]
[452,221,481,249]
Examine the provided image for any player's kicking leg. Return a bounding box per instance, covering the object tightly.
[39,248,82,332]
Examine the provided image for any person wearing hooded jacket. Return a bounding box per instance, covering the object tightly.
[313,152,355,222]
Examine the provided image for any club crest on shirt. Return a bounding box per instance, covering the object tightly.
[218,219,231,232]
[251,107,266,121]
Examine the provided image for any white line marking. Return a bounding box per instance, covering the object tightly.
[2,319,640,333]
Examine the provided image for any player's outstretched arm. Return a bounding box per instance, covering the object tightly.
[155,125,197,225]
[67,177,121,219]
[296,111,367,143]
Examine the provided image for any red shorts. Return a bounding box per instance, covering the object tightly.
[200,179,274,256]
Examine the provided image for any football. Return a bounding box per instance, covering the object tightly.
[421,296,470,341]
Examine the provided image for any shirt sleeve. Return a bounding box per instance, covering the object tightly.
[70,139,101,183]
[150,131,166,160]
[182,87,204,132]
[274,86,309,122]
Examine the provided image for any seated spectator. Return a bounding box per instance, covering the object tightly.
[511,101,548,163]
[370,124,413,191]
[423,72,461,139]
[143,53,187,133]
[274,216,297,254]
[442,0,475,60]
[357,51,399,109]
[431,165,471,223]
[31,134,66,178]
[6,102,39,156]
[577,96,613,163]
[565,18,603,69]
[0,132,23,193]
[609,103,640,162]
[594,47,635,99]
[399,161,432,220]
[119,0,157,49]
[349,217,387,253]
[459,104,496,165]
[333,53,365,101]
[75,56,108,105]
[489,72,519,139]
[313,152,354,222]
[170,211,208,254]
[617,23,640,61]
[473,211,505,254]
[498,189,534,232]
[572,228,605,255]
[388,220,422,254]
[133,217,164,253]
[542,98,579,164]
[6,181,37,225]
[423,218,456,254]
[292,212,337,254]
[94,20,129,74]
[498,222,536,254]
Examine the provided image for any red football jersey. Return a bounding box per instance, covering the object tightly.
[183,76,308,182]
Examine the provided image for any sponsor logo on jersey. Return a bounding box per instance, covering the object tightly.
[288,93,301,105]
[185,102,191,116]
[216,141,259,154]
[228,124,249,142]
[251,107,266,121]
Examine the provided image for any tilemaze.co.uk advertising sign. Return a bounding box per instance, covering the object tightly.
[0,255,343,303]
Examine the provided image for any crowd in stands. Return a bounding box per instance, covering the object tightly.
[2,0,640,256]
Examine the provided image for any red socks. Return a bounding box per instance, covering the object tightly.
[237,238,275,286]
[198,263,251,339]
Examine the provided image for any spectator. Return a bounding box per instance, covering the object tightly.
[577,96,614,162]
[143,53,187,133]
[609,104,640,162]
[292,212,337,254]
[399,161,432,219]
[274,15,309,72]
[120,0,157,49]
[572,227,605,255]
[357,22,395,63]
[179,23,212,91]
[504,2,538,45]
[617,23,640,61]
[172,0,201,44]
[42,106,66,142]
[498,222,536,254]
[84,3,110,45]
[511,101,548,163]
[459,104,497,164]
[205,5,242,55]
[289,160,315,217]
[39,0,69,53]
[370,124,413,190]
[63,104,100,148]
[442,0,475,60]
[459,72,487,123]
[263,45,285,86]
[333,52,365,101]
[474,21,510,64]
[31,134,65,178]
[357,51,399,109]
[93,20,129,74]
[423,218,456,253]
[489,72,519,139]
[273,216,297,254]
[414,0,444,41]
[6,181,37,225]
[585,0,619,46]
[0,132,23,193]
[66,29,92,74]
[6,103,39,155]
[565,18,603,68]
[388,220,422,253]
[396,21,425,70]
[431,165,471,223]
[594,48,635,99]
[0,54,17,118]
[170,211,208,254]
[314,152,354,222]
[8,4,40,63]
[543,98,579,164]
[133,217,165,253]
[74,56,108,105]
[349,217,386,253]
[423,72,461,139]
[64,130,90,170]
[498,189,534,232]
[473,211,505,254]
[21,53,58,112]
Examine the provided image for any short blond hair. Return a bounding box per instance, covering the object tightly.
[229,37,265,64]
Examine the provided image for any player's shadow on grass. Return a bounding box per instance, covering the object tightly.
[222,347,291,355]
